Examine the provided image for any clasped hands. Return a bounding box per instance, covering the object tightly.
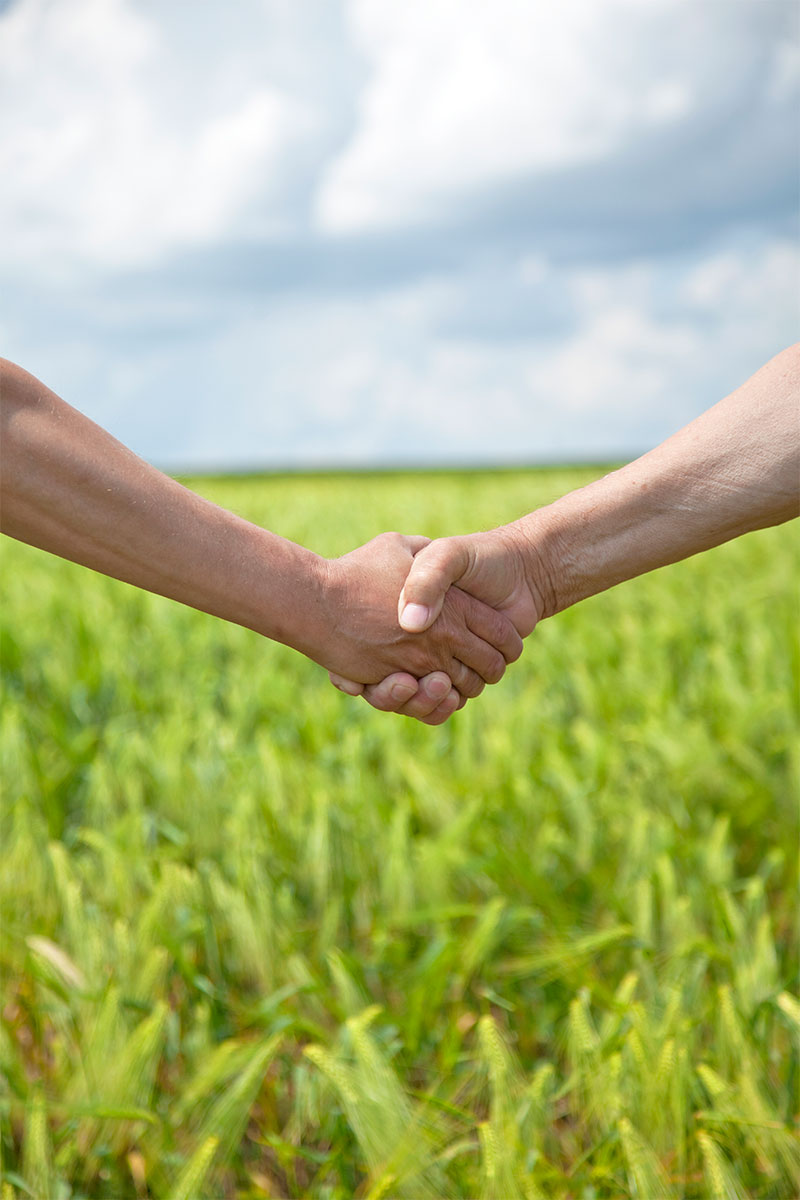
[318,526,544,725]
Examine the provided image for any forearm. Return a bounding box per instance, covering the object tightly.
[513,344,800,618]
[1,361,521,696]
[0,359,326,651]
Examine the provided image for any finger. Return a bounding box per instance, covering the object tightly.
[413,687,462,725]
[358,672,421,712]
[443,617,507,686]
[361,670,450,716]
[391,671,454,719]
[398,538,470,632]
[457,589,524,664]
[447,659,487,700]
[360,672,463,724]
[329,672,365,696]
[392,679,462,725]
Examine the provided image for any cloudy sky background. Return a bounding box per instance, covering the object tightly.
[1,0,797,469]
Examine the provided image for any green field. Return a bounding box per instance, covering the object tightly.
[1,466,798,1200]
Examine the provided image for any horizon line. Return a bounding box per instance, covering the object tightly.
[167,452,637,481]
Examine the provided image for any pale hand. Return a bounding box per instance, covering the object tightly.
[398,526,543,637]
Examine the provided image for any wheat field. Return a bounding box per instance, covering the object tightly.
[1,467,798,1199]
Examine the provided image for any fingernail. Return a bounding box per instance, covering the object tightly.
[391,682,416,702]
[427,675,450,700]
[400,602,430,631]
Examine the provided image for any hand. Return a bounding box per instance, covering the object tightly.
[317,531,523,697]
[398,527,544,637]
[326,527,541,725]
[329,669,465,726]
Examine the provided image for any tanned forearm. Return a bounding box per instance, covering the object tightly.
[0,360,521,694]
[0,358,327,654]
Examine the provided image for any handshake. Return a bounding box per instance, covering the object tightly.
[1,359,541,730]
[318,343,800,723]
[2,345,797,712]
[306,527,543,726]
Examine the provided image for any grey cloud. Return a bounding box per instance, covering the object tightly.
[105,33,797,321]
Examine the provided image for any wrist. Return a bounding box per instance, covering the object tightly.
[509,475,634,618]
[280,552,335,664]
[213,516,329,656]
[509,463,684,617]
[495,515,563,623]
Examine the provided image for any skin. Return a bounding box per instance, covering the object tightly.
[337,343,800,715]
[0,358,522,714]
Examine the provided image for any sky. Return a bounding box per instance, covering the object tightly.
[1,0,798,470]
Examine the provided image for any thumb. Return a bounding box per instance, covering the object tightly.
[398,537,470,632]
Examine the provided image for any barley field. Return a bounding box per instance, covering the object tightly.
[1,466,798,1200]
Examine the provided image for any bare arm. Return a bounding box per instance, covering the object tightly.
[391,343,800,639]
[0,359,521,696]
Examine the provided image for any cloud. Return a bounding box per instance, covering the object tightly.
[32,237,785,472]
[0,0,326,275]
[317,0,797,243]
[0,0,796,471]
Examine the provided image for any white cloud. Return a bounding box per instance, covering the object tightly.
[0,0,314,274]
[315,0,704,232]
[315,0,796,235]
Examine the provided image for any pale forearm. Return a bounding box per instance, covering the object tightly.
[514,344,800,617]
[0,359,326,651]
